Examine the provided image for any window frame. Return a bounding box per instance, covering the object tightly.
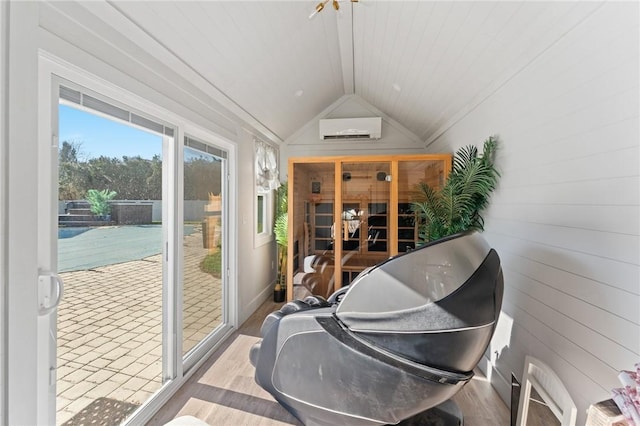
[254,138,277,247]
[255,188,274,247]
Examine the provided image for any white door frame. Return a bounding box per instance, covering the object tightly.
[36,51,238,425]
[0,0,8,423]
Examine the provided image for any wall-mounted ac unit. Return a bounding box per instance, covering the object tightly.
[319,117,382,140]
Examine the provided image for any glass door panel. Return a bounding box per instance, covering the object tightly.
[291,162,336,300]
[57,104,165,425]
[340,161,390,285]
[397,160,447,252]
[182,142,225,357]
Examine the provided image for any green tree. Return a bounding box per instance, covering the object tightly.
[184,157,222,200]
[59,141,90,200]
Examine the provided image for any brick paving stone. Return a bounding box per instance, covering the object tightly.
[90,311,112,321]
[141,381,161,394]
[106,355,138,370]
[85,380,121,399]
[71,308,92,316]
[128,340,160,357]
[120,339,142,350]
[56,411,75,426]
[95,324,117,335]
[58,352,79,364]
[85,369,117,384]
[135,354,161,367]
[63,332,83,341]
[84,336,110,348]
[93,341,119,354]
[103,328,128,339]
[112,333,136,344]
[62,369,93,384]
[60,381,97,400]
[72,351,103,365]
[63,396,96,415]
[57,380,74,394]
[111,317,133,327]
[102,347,130,361]
[108,372,131,383]
[106,387,136,402]
[117,361,148,377]
[86,358,111,370]
[136,363,162,381]
[62,361,86,371]
[129,390,154,406]
[118,321,143,331]
[56,365,76,380]
[69,345,95,357]
[121,376,149,392]
[56,396,73,411]
[64,338,87,351]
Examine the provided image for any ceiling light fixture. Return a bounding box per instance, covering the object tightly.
[309,0,358,19]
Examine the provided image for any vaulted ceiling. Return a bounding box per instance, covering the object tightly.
[107,1,601,145]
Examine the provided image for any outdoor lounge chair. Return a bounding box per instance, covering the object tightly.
[249,231,504,426]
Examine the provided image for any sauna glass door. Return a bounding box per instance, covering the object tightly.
[340,161,391,286]
[291,162,336,300]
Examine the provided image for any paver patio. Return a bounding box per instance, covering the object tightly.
[56,226,222,425]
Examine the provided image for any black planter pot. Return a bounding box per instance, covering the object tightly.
[273,288,285,303]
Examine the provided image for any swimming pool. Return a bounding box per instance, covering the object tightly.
[58,227,91,239]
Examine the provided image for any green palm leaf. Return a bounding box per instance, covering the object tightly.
[274,213,288,247]
[412,136,500,243]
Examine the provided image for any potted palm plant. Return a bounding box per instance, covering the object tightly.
[412,136,500,243]
[86,189,117,221]
[273,182,288,302]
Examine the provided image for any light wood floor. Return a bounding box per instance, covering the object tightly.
[148,299,511,426]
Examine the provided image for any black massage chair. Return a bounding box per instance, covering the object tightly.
[250,231,504,425]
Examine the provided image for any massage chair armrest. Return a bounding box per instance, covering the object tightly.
[260,295,331,338]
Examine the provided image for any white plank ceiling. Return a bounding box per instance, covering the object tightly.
[107,1,604,144]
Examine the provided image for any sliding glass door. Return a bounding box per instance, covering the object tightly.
[55,98,170,425]
[36,64,234,425]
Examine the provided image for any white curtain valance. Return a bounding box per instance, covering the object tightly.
[255,138,279,191]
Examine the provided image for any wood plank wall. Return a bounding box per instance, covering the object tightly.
[426,3,639,424]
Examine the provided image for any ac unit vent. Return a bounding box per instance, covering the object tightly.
[319,117,382,140]
[323,134,372,140]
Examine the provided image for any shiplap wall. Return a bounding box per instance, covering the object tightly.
[426,2,639,424]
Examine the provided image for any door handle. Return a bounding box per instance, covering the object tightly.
[38,272,64,316]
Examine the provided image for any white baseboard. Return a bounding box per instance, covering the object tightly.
[238,281,274,326]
